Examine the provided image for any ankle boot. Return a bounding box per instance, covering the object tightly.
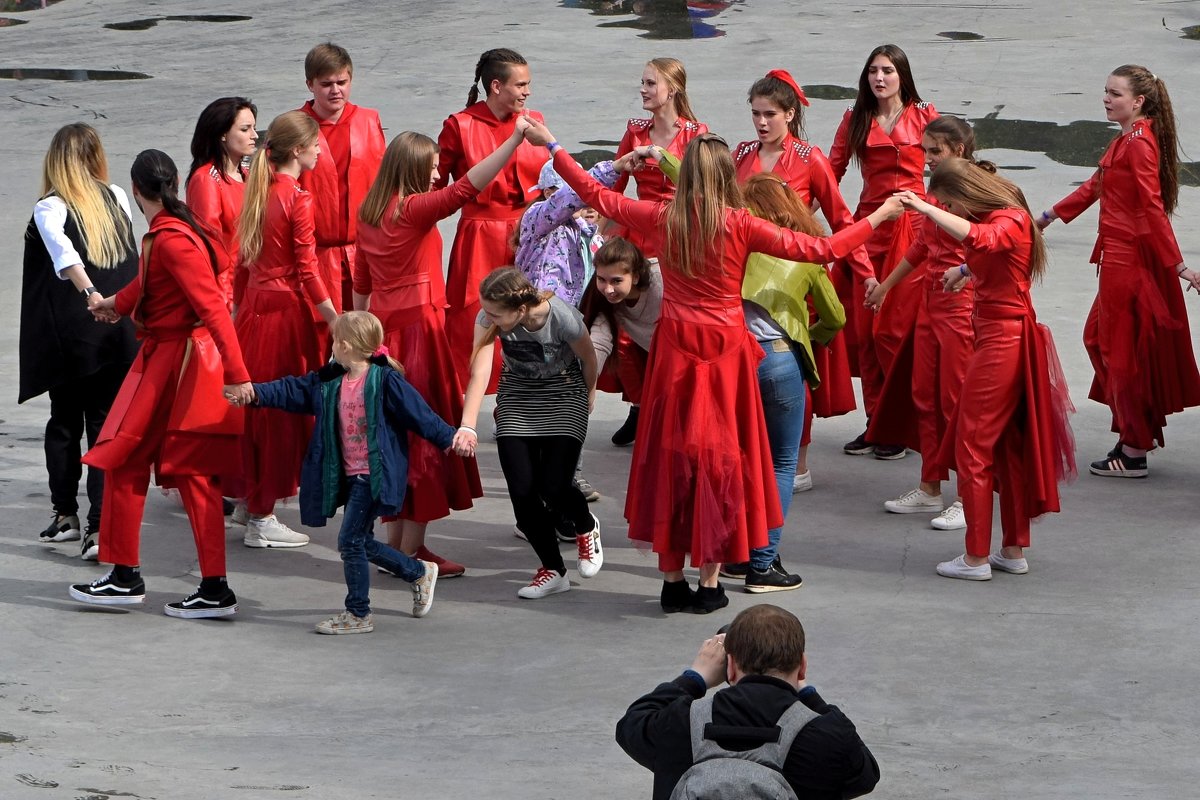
[660,579,694,613]
[691,582,729,615]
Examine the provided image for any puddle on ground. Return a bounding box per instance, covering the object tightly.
[0,15,27,25]
[802,84,858,101]
[937,31,984,40]
[580,139,621,147]
[0,67,151,80]
[1,730,27,743]
[104,14,251,31]
[1181,24,1200,40]
[561,0,744,39]
[0,0,67,10]
[570,148,616,169]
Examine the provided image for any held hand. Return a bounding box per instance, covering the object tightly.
[451,427,478,458]
[893,190,929,213]
[1035,210,1055,231]
[1180,267,1200,293]
[224,382,254,406]
[942,266,969,293]
[613,150,645,173]
[690,634,729,688]
[86,292,112,311]
[522,119,555,147]
[876,194,906,221]
[513,114,532,137]
[864,280,886,311]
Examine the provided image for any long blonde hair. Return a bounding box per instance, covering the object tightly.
[928,157,1047,281]
[662,134,744,277]
[471,267,554,363]
[41,123,133,269]
[647,58,697,122]
[331,310,403,371]
[237,111,319,264]
[359,131,439,227]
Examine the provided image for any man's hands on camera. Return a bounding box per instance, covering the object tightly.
[690,634,728,688]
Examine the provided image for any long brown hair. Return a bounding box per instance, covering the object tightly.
[742,174,824,237]
[647,57,697,122]
[237,111,319,264]
[922,116,996,173]
[359,131,439,227]
[662,134,744,277]
[580,237,654,337]
[928,158,1046,281]
[471,267,555,363]
[846,44,922,164]
[1111,64,1180,215]
[748,74,805,140]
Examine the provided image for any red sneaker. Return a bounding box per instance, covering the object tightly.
[415,546,465,578]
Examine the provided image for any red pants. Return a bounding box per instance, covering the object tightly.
[955,317,1030,558]
[99,465,226,576]
[597,330,648,404]
[857,215,921,421]
[913,291,974,483]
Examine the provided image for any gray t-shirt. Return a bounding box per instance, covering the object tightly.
[478,295,586,380]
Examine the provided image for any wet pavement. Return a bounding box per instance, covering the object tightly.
[2,1,1199,799]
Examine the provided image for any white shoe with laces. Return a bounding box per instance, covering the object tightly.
[244,515,309,548]
[930,501,966,530]
[988,552,1029,574]
[936,554,992,581]
[792,470,813,493]
[576,514,603,578]
[517,568,571,599]
[884,488,944,514]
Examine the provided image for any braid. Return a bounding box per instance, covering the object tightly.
[467,61,483,106]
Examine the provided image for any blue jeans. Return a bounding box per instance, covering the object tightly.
[752,340,806,570]
[340,474,425,617]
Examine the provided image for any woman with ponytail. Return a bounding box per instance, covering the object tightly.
[435,48,548,387]
[20,123,139,560]
[69,149,252,618]
[830,44,938,460]
[235,110,338,549]
[1040,65,1200,478]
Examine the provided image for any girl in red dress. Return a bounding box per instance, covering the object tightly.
[897,159,1075,581]
[523,120,904,612]
[235,111,338,549]
[69,149,252,618]
[187,97,258,308]
[830,44,938,459]
[436,48,548,387]
[1040,65,1200,478]
[353,119,532,577]
[733,69,869,490]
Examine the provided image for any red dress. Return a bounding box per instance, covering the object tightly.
[1052,119,1200,450]
[186,161,246,308]
[236,173,330,514]
[436,102,547,387]
[84,213,248,575]
[937,209,1074,557]
[298,101,386,315]
[354,175,484,523]
[553,148,876,569]
[733,135,867,437]
[829,102,938,423]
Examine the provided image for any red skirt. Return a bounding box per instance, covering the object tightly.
[377,303,483,523]
[625,319,777,568]
[445,215,516,393]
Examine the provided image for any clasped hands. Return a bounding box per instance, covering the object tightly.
[87,292,120,324]
[518,116,657,174]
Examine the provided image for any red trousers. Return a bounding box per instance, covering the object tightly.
[597,330,648,404]
[913,290,974,483]
[99,465,226,576]
[955,317,1031,557]
[857,215,921,421]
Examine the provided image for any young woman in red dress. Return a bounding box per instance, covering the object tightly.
[523,120,904,612]
[897,159,1075,581]
[235,111,338,549]
[733,69,870,490]
[187,97,258,309]
[70,149,252,618]
[353,119,532,577]
[830,44,938,459]
[436,48,548,387]
[1040,65,1200,478]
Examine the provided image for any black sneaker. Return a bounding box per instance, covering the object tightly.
[843,432,875,456]
[513,520,577,544]
[1089,451,1148,478]
[719,562,749,579]
[69,571,146,606]
[745,560,803,593]
[164,585,238,619]
[611,406,639,447]
[39,513,81,543]
[660,579,695,613]
[222,497,236,516]
[690,583,729,615]
[80,528,99,561]
[873,444,907,460]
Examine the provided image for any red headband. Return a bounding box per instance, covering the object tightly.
[766,69,809,107]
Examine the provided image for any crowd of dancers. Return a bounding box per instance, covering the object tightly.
[19,42,1198,633]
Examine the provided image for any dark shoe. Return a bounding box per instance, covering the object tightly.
[80,527,99,561]
[164,585,238,618]
[574,476,601,502]
[745,560,803,593]
[1089,451,1148,478]
[222,497,236,516]
[69,570,146,606]
[39,513,81,543]
[513,520,576,544]
[690,583,729,615]
[719,562,749,579]
[611,406,639,447]
[843,432,874,456]
[873,444,907,460]
[660,579,695,613]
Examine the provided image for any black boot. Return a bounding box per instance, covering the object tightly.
[660,579,695,613]
[691,583,729,614]
[611,405,640,447]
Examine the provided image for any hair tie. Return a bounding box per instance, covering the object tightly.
[766,69,809,107]
[373,344,390,359]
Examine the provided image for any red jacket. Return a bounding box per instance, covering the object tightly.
[829,102,938,213]
[435,102,545,219]
[186,161,246,305]
[298,101,386,246]
[614,117,709,203]
[237,174,329,308]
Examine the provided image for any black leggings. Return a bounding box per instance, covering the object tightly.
[497,435,594,574]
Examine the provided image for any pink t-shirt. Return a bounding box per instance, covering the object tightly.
[338,371,370,476]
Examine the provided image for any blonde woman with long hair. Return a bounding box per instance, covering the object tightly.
[20,123,138,560]
[522,121,903,613]
[234,110,338,549]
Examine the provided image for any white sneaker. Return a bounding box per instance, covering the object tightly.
[517,568,571,599]
[792,470,813,493]
[576,514,603,578]
[988,552,1029,574]
[230,501,249,526]
[244,515,310,548]
[884,488,944,514]
[930,501,966,530]
[411,560,438,617]
[936,554,992,581]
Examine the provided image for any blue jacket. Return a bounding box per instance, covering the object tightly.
[253,359,455,527]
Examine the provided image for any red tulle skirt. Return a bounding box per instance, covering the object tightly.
[445,216,516,393]
[377,304,483,523]
[625,319,777,568]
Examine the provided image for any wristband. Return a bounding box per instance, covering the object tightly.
[1039,211,1053,224]
[81,286,98,298]
[457,425,477,437]
[546,140,560,153]
[959,264,969,278]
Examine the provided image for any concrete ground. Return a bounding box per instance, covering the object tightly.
[2,1,1199,798]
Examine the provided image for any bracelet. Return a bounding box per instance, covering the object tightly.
[1039,211,1053,224]
[959,264,970,278]
[546,140,560,152]
[457,425,477,436]
[1177,264,1188,276]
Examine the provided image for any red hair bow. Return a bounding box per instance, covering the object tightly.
[766,69,809,107]
[373,345,390,359]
